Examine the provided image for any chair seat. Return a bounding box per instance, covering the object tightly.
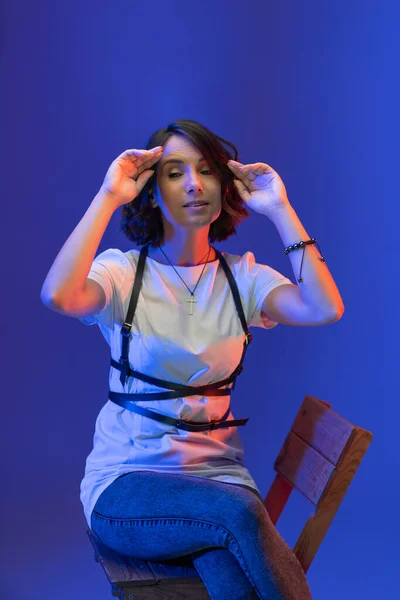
[87,529,210,599]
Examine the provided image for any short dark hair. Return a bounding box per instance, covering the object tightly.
[120,119,250,247]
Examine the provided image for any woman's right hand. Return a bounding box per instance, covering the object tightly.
[100,146,163,207]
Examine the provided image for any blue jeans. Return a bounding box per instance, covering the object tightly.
[91,471,312,600]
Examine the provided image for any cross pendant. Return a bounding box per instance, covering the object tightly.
[186,295,197,315]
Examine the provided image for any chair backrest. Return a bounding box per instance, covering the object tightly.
[264,394,373,573]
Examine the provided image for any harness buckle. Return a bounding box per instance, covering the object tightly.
[121,324,131,337]
[245,332,253,345]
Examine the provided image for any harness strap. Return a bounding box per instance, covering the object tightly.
[118,243,148,386]
[111,359,235,398]
[108,395,249,432]
[108,243,253,431]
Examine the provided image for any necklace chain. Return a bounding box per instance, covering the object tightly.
[157,244,214,314]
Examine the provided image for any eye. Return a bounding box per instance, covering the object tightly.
[168,169,212,179]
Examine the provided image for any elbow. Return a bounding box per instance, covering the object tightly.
[336,300,345,320]
[328,303,345,323]
[40,291,56,310]
[40,284,52,308]
[40,286,63,311]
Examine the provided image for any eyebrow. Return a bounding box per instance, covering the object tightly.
[161,156,207,169]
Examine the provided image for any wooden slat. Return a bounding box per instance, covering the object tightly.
[87,529,208,598]
[146,560,203,584]
[274,431,336,506]
[119,582,210,599]
[293,426,373,572]
[87,529,157,590]
[291,395,354,465]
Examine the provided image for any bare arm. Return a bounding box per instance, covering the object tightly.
[40,189,118,316]
[40,146,163,318]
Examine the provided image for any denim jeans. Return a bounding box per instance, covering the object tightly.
[90,470,312,600]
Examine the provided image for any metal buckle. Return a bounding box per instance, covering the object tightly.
[245,332,253,345]
[121,324,131,337]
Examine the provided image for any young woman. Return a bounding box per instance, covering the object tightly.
[41,119,343,599]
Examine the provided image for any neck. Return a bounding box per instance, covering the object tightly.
[149,239,215,266]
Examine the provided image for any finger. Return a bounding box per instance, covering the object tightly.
[228,162,252,185]
[135,169,156,192]
[119,149,150,162]
[124,151,163,180]
[227,160,244,169]
[229,161,270,182]
[233,178,251,201]
[229,160,270,171]
[133,152,163,169]
[252,162,272,174]
[138,152,163,170]
[234,162,252,175]
[119,148,163,164]
[244,164,265,179]
[227,161,249,182]
[134,158,160,179]
[253,166,267,175]
[124,146,163,156]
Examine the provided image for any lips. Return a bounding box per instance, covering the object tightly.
[184,202,209,207]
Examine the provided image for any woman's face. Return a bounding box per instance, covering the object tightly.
[152,135,222,233]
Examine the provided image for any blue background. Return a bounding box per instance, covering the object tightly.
[1,1,395,598]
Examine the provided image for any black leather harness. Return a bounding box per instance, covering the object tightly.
[108,243,253,433]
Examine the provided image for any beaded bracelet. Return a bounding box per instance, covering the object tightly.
[283,238,325,283]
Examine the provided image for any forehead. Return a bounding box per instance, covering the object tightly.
[160,135,205,166]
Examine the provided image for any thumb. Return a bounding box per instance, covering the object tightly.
[233,178,251,201]
[135,170,155,194]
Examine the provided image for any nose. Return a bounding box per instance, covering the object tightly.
[185,169,204,195]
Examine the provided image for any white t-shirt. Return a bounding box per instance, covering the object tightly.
[79,246,292,527]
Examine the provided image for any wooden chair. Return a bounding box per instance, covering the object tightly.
[87,394,373,598]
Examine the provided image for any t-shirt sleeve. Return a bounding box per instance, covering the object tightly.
[79,248,129,330]
[239,251,293,330]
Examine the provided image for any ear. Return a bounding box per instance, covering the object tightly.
[148,190,158,208]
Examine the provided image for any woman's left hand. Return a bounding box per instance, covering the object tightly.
[227,159,290,217]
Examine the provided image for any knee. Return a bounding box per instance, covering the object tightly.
[229,492,269,531]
